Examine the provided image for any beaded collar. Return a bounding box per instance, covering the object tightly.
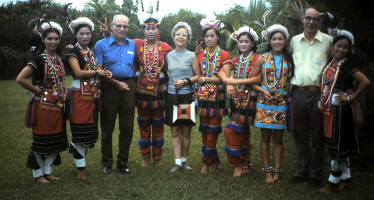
[200,47,221,78]
[139,40,162,82]
[43,50,66,107]
[262,52,287,97]
[320,58,346,112]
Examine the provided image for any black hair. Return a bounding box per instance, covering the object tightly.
[71,24,95,48]
[237,31,257,54]
[38,28,62,55]
[266,31,294,79]
[202,26,220,45]
[143,18,160,29]
[331,35,353,59]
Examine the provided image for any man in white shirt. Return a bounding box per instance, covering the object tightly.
[289,6,332,186]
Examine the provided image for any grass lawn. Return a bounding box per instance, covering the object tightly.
[0,76,373,200]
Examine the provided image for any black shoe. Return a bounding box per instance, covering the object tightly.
[309,178,323,187]
[103,166,112,174]
[119,166,130,174]
[290,176,307,184]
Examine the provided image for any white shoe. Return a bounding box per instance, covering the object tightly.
[170,165,182,172]
[182,162,192,170]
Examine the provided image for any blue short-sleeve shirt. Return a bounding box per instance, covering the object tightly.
[94,36,136,79]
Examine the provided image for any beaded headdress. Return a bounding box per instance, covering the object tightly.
[69,17,94,33]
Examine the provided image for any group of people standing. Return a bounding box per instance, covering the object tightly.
[17,5,369,194]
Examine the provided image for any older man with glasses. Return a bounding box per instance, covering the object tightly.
[94,15,137,175]
[289,6,332,186]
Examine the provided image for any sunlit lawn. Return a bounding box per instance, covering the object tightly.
[0,76,373,199]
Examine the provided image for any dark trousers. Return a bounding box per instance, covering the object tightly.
[100,79,135,168]
[291,88,325,180]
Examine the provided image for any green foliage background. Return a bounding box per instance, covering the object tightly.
[0,0,373,190]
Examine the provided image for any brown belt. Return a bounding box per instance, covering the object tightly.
[293,85,319,91]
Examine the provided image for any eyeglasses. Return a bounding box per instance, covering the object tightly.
[304,16,320,22]
[175,33,188,38]
[113,24,129,29]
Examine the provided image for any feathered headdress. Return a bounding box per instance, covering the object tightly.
[200,14,220,30]
[38,21,63,37]
[231,26,259,42]
[138,0,163,26]
[324,13,354,45]
[265,24,289,40]
[69,17,94,33]
[329,29,354,45]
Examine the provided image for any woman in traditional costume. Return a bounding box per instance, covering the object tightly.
[165,22,200,172]
[196,15,232,174]
[218,26,261,177]
[251,24,293,183]
[66,17,111,179]
[134,6,173,167]
[318,30,370,193]
[17,21,68,183]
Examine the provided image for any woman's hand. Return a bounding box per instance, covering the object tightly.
[226,84,235,99]
[66,44,74,49]
[197,76,204,85]
[98,18,111,36]
[195,41,203,54]
[223,77,237,85]
[174,79,185,89]
[334,91,348,103]
[98,69,112,78]
[263,90,273,101]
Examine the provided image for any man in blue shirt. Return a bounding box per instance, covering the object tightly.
[94,15,137,174]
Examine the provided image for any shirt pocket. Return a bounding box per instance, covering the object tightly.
[125,51,135,66]
[293,52,302,67]
[312,53,326,68]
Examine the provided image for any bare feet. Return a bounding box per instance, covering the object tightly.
[77,169,86,179]
[44,175,60,181]
[265,172,274,183]
[337,181,350,192]
[319,183,335,193]
[210,160,220,172]
[242,167,252,175]
[274,173,281,182]
[154,159,162,166]
[233,167,242,177]
[35,176,49,184]
[141,158,150,167]
[201,165,209,174]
